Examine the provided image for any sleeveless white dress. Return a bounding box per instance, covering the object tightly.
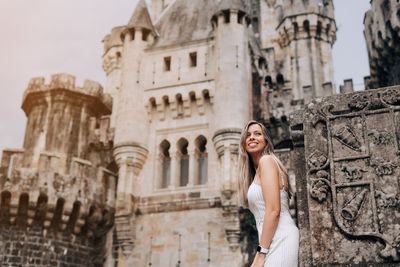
[247,164,299,267]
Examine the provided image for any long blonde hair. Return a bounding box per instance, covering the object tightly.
[237,120,289,207]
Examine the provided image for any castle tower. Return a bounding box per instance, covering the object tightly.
[210,0,251,254]
[260,0,336,100]
[211,0,251,190]
[102,26,124,128]
[111,0,157,259]
[364,0,400,88]
[0,74,116,266]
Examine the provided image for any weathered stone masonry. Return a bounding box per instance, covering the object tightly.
[0,74,116,267]
[290,86,400,266]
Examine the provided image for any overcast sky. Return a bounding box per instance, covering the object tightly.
[0,0,371,154]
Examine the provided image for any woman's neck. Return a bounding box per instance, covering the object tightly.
[250,152,263,170]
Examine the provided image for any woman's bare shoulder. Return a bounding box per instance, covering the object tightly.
[258,155,278,171]
[259,154,275,165]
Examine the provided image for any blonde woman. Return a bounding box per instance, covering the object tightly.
[238,120,299,267]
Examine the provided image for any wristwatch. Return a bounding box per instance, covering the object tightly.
[256,245,269,255]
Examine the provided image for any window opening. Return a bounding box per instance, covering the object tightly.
[163,56,171,71]
[189,52,197,67]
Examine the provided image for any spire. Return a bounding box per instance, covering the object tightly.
[126,0,156,33]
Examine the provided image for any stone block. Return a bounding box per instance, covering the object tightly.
[292,86,400,265]
[49,73,76,91]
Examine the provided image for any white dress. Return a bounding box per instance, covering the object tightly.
[247,166,299,267]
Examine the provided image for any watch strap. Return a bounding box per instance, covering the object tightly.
[256,245,269,254]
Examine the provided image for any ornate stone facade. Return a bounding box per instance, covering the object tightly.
[290,86,400,266]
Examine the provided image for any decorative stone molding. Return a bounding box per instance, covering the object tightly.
[137,194,220,214]
[0,169,115,239]
[212,129,242,251]
[112,142,148,258]
[220,189,240,252]
[145,89,214,121]
[113,142,148,175]
[102,48,123,75]
[212,128,241,158]
[277,13,336,47]
[294,86,400,264]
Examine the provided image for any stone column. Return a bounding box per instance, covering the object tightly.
[169,150,179,189]
[113,143,148,258]
[212,129,242,251]
[188,149,196,186]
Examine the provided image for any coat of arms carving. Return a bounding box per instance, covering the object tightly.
[302,87,400,264]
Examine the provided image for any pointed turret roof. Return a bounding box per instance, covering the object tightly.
[126,0,156,33]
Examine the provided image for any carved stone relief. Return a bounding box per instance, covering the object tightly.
[299,87,400,264]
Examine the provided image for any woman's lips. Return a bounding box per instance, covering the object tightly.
[248,142,258,148]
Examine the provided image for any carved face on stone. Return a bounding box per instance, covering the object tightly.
[245,124,267,156]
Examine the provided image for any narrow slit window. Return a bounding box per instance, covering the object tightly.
[189,52,197,67]
[163,56,171,71]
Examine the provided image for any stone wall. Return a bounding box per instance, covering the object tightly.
[0,73,116,267]
[290,86,400,266]
[0,226,96,267]
[124,208,243,267]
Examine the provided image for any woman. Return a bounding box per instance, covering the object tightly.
[238,120,299,267]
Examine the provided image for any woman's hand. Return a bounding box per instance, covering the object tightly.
[250,252,266,267]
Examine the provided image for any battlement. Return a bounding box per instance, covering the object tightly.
[277,13,336,46]
[279,0,335,19]
[103,26,125,55]
[211,8,249,29]
[0,150,116,238]
[22,73,112,114]
[264,81,334,123]
[25,73,103,100]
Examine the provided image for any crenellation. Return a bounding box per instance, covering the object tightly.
[27,76,46,92]
[277,14,336,46]
[339,78,354,94]
[103,26,125,55]
[23,74,111,109]
[364,0,400,88]
[49,73,76,91]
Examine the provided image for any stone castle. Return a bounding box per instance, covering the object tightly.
[1,0,399,266]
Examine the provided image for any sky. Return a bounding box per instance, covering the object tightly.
[0,0,371,154]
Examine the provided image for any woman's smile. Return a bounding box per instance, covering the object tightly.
[245,124,266,153]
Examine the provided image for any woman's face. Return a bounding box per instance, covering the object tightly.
[245,124,266,155]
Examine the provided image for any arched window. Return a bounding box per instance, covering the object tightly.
[160,140,171,188]
[195,135,208,185]
[177,138,189,186]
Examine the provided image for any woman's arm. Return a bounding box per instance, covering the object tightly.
[258,155,281,248]
[251,155,281,266]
